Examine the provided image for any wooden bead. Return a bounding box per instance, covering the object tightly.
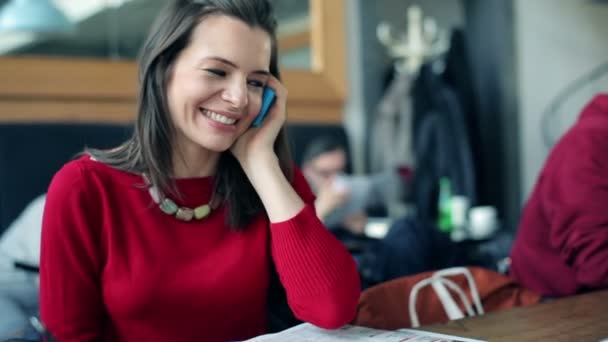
[147,181,212,221]
[194,204,211,219]
[176,208,194,221]
[149,186,162,203]
[159,198,178,215]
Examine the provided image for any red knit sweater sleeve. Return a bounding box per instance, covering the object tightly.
[269,168,360,329]
[542,125,608,291]
[40,160,105,341]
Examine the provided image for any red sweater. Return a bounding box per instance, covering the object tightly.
[510,94,608,297]
[40,156,360,342]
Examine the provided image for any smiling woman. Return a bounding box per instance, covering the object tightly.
[36,1,360,341]
[0,0,347,124]
[165,15,273,158]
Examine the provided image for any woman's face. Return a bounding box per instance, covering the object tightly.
[166,14,272,154]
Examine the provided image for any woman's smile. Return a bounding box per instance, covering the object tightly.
[199,107,239,133]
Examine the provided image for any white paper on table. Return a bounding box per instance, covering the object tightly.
[244,323,487,342]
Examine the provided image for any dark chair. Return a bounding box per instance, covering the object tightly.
[0,123,133,236]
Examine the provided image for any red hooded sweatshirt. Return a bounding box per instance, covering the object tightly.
[510,94,608,297]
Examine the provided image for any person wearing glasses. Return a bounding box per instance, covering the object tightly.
[301,136,403,242]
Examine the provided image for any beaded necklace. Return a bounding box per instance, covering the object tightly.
[144,175,212,221]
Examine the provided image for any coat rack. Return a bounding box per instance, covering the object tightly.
[377,5,449,74]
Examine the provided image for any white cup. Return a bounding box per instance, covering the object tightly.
[468,206,498,239]
[450,196,469,228]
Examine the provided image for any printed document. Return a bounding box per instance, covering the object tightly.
[245,323,486,342]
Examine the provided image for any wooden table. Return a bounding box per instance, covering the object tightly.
[418,290,608,341]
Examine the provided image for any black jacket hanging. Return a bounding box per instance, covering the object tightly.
[410,62,477,223]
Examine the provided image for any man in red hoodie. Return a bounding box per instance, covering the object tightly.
[510,94,608,297]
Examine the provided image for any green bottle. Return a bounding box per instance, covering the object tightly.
[437,177,452,233]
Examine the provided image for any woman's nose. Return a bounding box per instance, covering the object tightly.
[221,81,248,110]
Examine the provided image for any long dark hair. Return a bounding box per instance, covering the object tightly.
[88,0,293,229]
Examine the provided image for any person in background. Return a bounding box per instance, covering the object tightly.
[39,1,360,341]
[0,194,45,340]
[510,94,608,297]
[301,136,406,245]
[301,136,367,237]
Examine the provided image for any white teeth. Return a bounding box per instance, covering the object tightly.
[202,109,236,125]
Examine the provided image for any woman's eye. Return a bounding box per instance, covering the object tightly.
[247,80,264,88]
[204,69,226,77]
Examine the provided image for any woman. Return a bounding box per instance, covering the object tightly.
[39,1,360,341]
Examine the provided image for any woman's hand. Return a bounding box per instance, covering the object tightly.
[230,75,286,168]
[229,76,305,222]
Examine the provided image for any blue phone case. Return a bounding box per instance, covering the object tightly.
[251,87,276,127]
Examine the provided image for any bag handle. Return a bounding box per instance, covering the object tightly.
[408,267,485,327]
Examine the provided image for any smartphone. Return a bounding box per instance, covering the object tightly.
[251,87,276,127]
